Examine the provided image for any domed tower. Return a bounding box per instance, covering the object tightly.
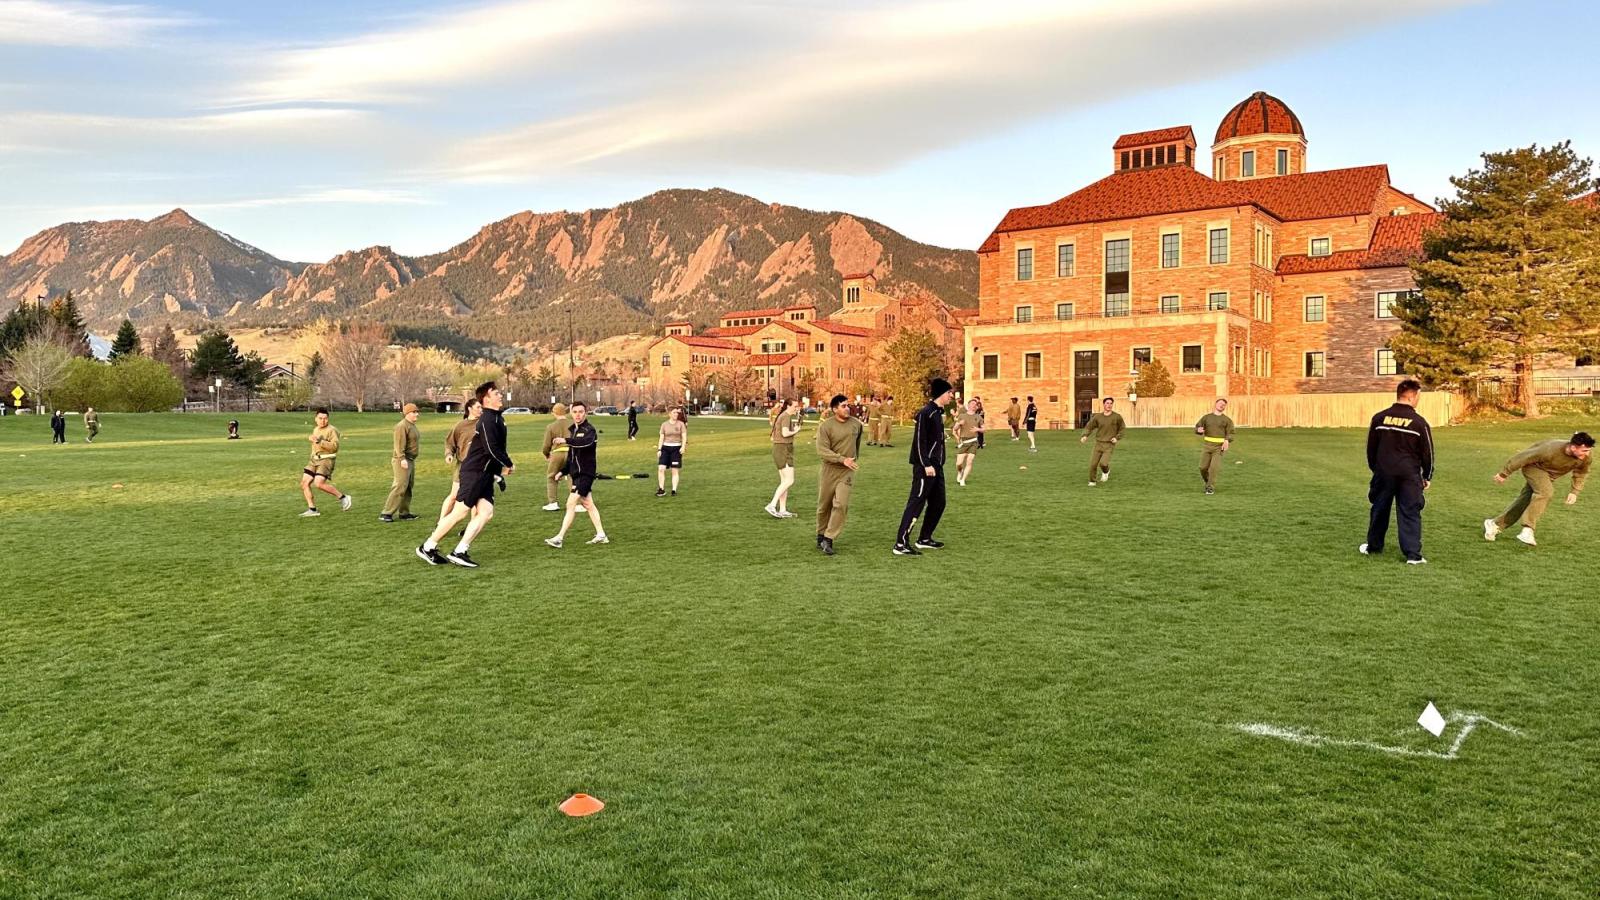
[1211,91,1305,181]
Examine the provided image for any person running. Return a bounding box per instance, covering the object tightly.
[438,397,481,521]
[1078,397,1125,486]
[1006,398,1022,441]
[380,403,422,523]
[417,382,513,568]
[879,395,895,448]
[952,397,984,487]
[1360,379,1433,565]
[1023,396,1038,451]
[656,406,687,497]
[1484,431,1592,547]
[299,408,352,517]
[540,402,571,512]
[766,397,802,518]
[1195,398,1236,495]
[83,407,99,443]
[815,394,862,556]
[627,402,639,441]
[546,400,607,548]
[894,377,955,556]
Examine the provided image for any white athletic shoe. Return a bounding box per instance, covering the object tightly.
[1483,518,1501,541]
[587,534,610,545]
[1087,481,1097,487]
[777,510,796,518]
[299,508,321,517]
[340,494,353,511]
[764,504,781,519]
[1358,543,1370,555]
[544,536,563,549]
[1100,472,1110,483]
[1406,557,1428,565]
[541,502,561,511]
[1516,527,1537,547]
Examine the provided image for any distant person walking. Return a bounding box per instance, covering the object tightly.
[50,410,65,444]
[656,406,687,497]
[380,403,422,523]
[627,403,639,441]
[866,395,882,446]
[893,378,955,556]
[546,400,607,548]
[1360,380,1433,565]
[540,402,571,512]
[1006,398,1022,441]
[83,407,99,443]
[1195,398,1235,495]
[438,397,481,520]
[1023,396,1038,451]
[973,397,985,449]
[814,394,862,556]
[1484,431,1592,547]
[299,408,352,517]
[766,397,802,518]
[879,395,895,447]
[952,397,984,487]
[417,382,514,568]
[1079,397,1125,486]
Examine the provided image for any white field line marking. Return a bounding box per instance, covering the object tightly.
[1235,711,1522,760]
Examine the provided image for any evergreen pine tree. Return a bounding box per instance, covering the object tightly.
[47,293,91,357]
[110,319,142,360]
[189,329,245,388]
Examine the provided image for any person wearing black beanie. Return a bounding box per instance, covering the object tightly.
[894,377,956,555]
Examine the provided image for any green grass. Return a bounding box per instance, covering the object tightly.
[1,410,1597,898]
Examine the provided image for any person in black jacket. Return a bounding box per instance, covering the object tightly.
[51,410,66,444]
[546,400,608,548]
[1024,396,1039,452]
[893,377,956,556]
[1361,379,1433,565]
[417,381,515,568]
[626,402,639,441]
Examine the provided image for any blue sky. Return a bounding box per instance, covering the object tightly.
[1,0,1596,263]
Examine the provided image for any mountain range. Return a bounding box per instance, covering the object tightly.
[0,189,978,345]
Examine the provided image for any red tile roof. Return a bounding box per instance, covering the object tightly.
[649,334,745,351]
[1276,212,1442,275]
[1577,191,1598,208]
[1113,125,1195,149]
[809,320,873,337]
[783,303,816,311]
[841,271,877,281]
[1215,91,1304,144]
[978,165,1393,252]
[720,307,786,320]
[706,325,762,337]
[745,353,797,366]
[663,320,692,327]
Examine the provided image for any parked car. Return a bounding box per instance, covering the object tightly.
[594,405,620,415]
[503,406,532,415]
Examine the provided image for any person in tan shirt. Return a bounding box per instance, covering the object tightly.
[815,393,862,556]
[656,406,688,497]
[766,397,802,518]
[540,403,571,511]
[298,408,351,517]
[380,403,422,521]
[1485,431,1592,546]
[438,397,481,520]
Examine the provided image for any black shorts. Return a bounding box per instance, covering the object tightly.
[1025,420,1037,433]
[457,470,498,508]
[571,473,596,498]
[658,445,683,468]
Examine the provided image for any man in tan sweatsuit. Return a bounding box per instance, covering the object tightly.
[1484,431,1592,546]
[815,393,862,556]
[541,403,571,511]
[381,403,421,521]
[1078,396,1125,486]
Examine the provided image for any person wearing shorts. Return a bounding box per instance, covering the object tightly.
[546,400,607,548]
[656,406,687,497]
[438,397,481,520]
[953,398,983,486]
[766,397,801,518]
[417,382,514,568]
[299,408,351,517]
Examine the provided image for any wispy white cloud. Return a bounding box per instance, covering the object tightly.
[0,0,195,48]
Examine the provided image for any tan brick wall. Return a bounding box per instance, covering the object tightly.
[1273,265,1415,393]
[1211,136,1306,180]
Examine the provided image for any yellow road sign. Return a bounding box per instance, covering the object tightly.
[9,386,22,400]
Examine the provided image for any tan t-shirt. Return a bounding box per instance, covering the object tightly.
[659,419,686,445]
[310,424,340,461]
[771,409,799,445]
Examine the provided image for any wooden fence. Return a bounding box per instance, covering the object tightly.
[1125,392,1457,428]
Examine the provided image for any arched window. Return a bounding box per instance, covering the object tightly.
[660,352,672,367]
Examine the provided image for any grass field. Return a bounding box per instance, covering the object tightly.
[1,409,1597,898]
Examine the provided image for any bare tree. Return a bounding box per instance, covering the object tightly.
[5,320,76,411]
[319,321,390,411]
[385,346,459,405]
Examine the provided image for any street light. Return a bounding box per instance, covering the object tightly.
[214,376,223,413]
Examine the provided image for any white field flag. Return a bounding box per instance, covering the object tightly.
[1417,701,1447,737]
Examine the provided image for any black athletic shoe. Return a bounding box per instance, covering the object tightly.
[379,514,394,523]
[415,545,446,566]
[446,550,478,568]
[398,513,419,520]
[671,489,676,497]
[816,532,826,547]
[1204,485,1215,495]
[656,488,666,497]
[893,543,921,556]
[820,537,835,556]
[913,539,944,550]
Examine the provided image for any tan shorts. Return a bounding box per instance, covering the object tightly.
[304,457,336,479]
[772,442,795,469]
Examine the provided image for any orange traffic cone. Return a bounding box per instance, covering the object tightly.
[559,793,605,817]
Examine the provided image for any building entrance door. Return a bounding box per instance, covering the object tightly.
[1074,350,1099,427]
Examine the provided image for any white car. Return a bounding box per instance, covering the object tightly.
[503,406,533,415]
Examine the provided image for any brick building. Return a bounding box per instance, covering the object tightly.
[967,91,1439,427]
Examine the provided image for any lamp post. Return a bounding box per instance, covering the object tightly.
[214,376,223,413]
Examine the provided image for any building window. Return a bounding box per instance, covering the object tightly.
[1214,157,1224,180]
[1304,351,1326,378]
[1207,291,1229,311]
[1231,345,1244,374]
[1376,290,1414,319]
[1159,295,1180,314]
[846,287,860,303]
[1104,238,1130,273]
[1057,244,1075,277]
[1309,237,1331,257]
[1104,294,1131,317]
[1252,292,1273,322]
[1121,151,1130,170]
[1278,148,1289,174]
[1015,305,1033,324]
[1242,150,1255,177]
[982,354,999,379]
[1182,345,1203,373]
[1144,148,1153,167]
[836,343,844,353]
[815,343,824,353]
[1024,352,1042,378]
[1304,295,1325,323]
[1131,347,1152,373]
[1376,348,1398,375]
[660,352,671,367]
[1055,302,1075,320]
[1208,228,1229,264]
[1155,146,1166,165]
[1016,247,1033,281]
[1161,232,1180,268]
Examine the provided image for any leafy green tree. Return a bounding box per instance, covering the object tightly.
[57,358,112,410]
[1394,142,1600,416]
[533,365,559,401]
[878,325,946,417]
[266,375,313,412]
[1133,359,1176,397]
[109,319,142,360]
[111,356,184,411]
